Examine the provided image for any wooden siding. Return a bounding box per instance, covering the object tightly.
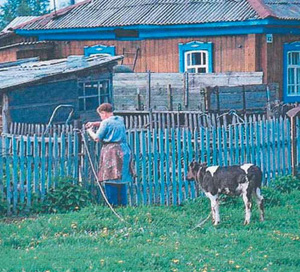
[56,36,252,73]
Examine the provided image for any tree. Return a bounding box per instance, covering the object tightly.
[0,0,50,30]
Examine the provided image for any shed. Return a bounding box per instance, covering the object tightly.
[0,54,122,132]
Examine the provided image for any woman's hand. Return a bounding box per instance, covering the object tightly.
[85,122,94,129]
[86,127,99,142]
[85,121,101,129]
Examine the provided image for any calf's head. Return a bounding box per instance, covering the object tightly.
[187,161,207,182]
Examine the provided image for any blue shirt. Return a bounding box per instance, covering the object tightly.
[95,115,127,143]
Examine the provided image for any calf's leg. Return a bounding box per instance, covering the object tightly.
[254,187,264,221]
[205,192,220,225]
[242,192,252,225]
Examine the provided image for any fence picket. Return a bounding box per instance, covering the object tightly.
[141,130,148,205]
[135,130,142,205]
[147,129,153,204]
[153,129,159,204]
[5,136,11,213]
[12,136,18,212]
[159,129,165,205]
[164,129,171,205]
[182,129,189,199]
[177,128,183,204]
[0,138,3,197]
[20,136,25,204]
[41,136,46,201]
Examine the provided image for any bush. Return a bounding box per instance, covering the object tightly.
[270,175,300,193]
[262,175,300,207]
[0,192,6,217]
[42,179,93,214]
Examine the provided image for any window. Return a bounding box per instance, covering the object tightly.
[185,50,208,73]
[284,42,300,102]
[287,51,300,96]
[78,80,110,111]
[179,41,213,73]
[114,29,139,38]
[84,44,115,57]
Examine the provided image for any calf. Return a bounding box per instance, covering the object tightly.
[187,161,264,225]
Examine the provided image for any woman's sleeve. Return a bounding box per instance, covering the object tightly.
[95,122,108,140]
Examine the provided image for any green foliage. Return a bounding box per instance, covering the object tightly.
[262,175,300,207]
[270,175,300,193]
[0,0,50,30]
[0,192,6,216]
[42,179,93,214]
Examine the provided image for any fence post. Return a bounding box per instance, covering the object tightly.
[147,71,151,110]
[286,106,300,176]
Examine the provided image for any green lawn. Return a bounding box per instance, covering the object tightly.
[0,190,299,272]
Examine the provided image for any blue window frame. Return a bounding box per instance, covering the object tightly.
[84,44,115,57]
[179,41,213,73]
[283,42,300,103]
[78,80,111,111]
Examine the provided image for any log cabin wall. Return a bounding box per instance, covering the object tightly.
[259,34,300,99]
[55,35,253,73]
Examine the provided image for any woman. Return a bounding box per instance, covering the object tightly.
[86,103,134,206]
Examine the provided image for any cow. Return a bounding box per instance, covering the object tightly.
[187,161,264,225]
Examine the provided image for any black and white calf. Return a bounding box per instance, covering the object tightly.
[187,161,264,225]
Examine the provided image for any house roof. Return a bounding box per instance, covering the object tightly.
[14,0,300,31]
[0,54,122,91]
[2,16,38,32]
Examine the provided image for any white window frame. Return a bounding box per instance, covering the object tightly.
[184,50,209,73]
[287,51,300,96]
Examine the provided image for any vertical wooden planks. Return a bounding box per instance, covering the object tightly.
[165,128,171,205]
[153,129,159,204]
[5,136,11,213]
[41,135,46,201]
[33,135,39,197]
[26,135,32,209]
[0,138,3,198]
[12,136,18,212]
[171,128,177,205]
[147,129,153,204]
[177,128,183,204]
[134,129,142,205]
[141,130,148,205]
[19,136,25,205]
[159,129,165,205]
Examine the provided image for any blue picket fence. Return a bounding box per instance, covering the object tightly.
[0,116,298,213]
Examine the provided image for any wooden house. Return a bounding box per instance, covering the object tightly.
[0,0,300,103]
[0,55,122,132]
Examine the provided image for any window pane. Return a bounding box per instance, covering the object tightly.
[191,53,201,65]
[202,52,206,65]
[100,81,109,95]
[85,97,99,111]
[85,82,98,96]
[187,68,195,73]
[100,95,109,104]
[292,52,300,65]
[288,68,295,84]
[187,54,191,66]
[78,83,84,97]
[197,67,207,73]
[79,98,84,111]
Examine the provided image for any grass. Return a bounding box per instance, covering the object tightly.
[0,190,299,272]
